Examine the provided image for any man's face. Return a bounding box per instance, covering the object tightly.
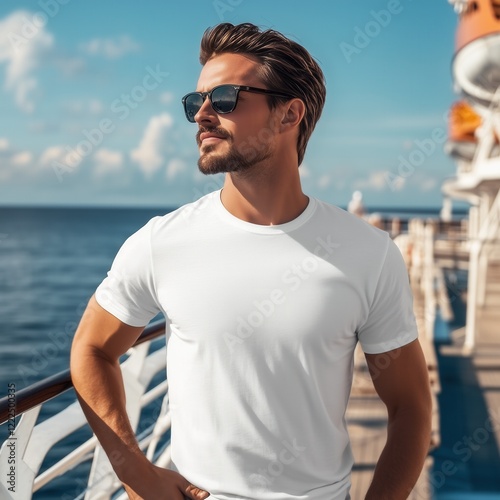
[193,53,280,175]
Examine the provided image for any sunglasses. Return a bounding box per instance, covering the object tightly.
[181,84,294,123]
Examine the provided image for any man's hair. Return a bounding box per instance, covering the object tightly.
[200,23,326,166]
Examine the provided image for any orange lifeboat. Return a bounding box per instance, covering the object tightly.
[446,100,482,160]
[452,0,500,105]
[449,100,482,142]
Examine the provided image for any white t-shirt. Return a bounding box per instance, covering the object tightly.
[95,190,418,500]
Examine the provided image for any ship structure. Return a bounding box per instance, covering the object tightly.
[443,0,500,350]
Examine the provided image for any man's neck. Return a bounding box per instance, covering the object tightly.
[220,167,309,226]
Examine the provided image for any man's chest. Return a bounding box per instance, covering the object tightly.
[153,236,368,353]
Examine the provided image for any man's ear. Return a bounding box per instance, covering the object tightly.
[280,98,305,130]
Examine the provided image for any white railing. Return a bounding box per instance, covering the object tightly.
[0,321,170,499]
[465,189,500,349]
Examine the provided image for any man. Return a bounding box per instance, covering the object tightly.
[71,23,432,500]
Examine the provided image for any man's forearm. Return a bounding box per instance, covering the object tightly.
[365,406,431,499]
[70,347,151,481]
[69,298,210,500]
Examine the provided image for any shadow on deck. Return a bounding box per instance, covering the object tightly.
[431,276,500,498]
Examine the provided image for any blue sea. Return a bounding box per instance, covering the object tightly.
[0,206,174,499]
[0,206,175,392]
[1,204,484,499]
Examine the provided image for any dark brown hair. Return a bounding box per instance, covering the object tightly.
[200,23,326,166]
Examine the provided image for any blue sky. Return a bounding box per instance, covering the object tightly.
[0,0,460,208]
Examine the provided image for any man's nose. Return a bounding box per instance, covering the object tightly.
[194,97,219,125]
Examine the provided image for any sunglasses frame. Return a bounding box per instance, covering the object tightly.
[181,84,294,123]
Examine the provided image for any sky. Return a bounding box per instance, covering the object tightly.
[0,0,462,208]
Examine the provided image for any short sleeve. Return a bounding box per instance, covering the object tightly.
[357,237,418,354]
[95,217,162,327]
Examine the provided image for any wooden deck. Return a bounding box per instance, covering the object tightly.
[346,225,500,499]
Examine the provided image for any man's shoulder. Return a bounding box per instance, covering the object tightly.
[147,190,219,236]
[312,197,389,243]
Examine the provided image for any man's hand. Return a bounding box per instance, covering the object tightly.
[122,465,210,500]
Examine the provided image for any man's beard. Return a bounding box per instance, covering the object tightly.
[197,128,272,175]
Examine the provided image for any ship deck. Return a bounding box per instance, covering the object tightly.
[346,226,500,499]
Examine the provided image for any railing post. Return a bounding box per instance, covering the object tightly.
[465,238,480,351]
[0,406,41,499]
[465,190,500,351]
[423,221,436,341]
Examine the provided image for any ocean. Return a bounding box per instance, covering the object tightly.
[0,206,175,393]
[0,206,174,499]
[0,204,465,498]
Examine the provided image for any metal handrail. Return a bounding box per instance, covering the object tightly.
[0,319,167,425]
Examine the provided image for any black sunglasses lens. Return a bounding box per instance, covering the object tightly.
[211,86,237,114]
[184,93,204,122]
[183,86,238,122]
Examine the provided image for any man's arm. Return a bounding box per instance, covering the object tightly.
[364,339,432,500]
[70,295,209,500]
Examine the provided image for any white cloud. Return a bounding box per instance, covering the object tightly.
[389,176,406,191]
[39,146,65,168]
[93,148,124,178]
[89,99,103,115]
[0,138,10,152]
[299,163,311,178]
[402,139,414,150]
[166,158,186,181]
[39,145,82,174]
[131,113,174,178]
[94,148,122,166]
[11,151,33,167]
[0,10,54,112]
[0,143,33,180]
[420,177,438,191]
[160,92,174,105]
[353,170,390,192]
[317,174,331,189]
[79,35,140,59]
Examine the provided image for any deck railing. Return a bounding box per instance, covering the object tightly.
[0,319,169,500]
